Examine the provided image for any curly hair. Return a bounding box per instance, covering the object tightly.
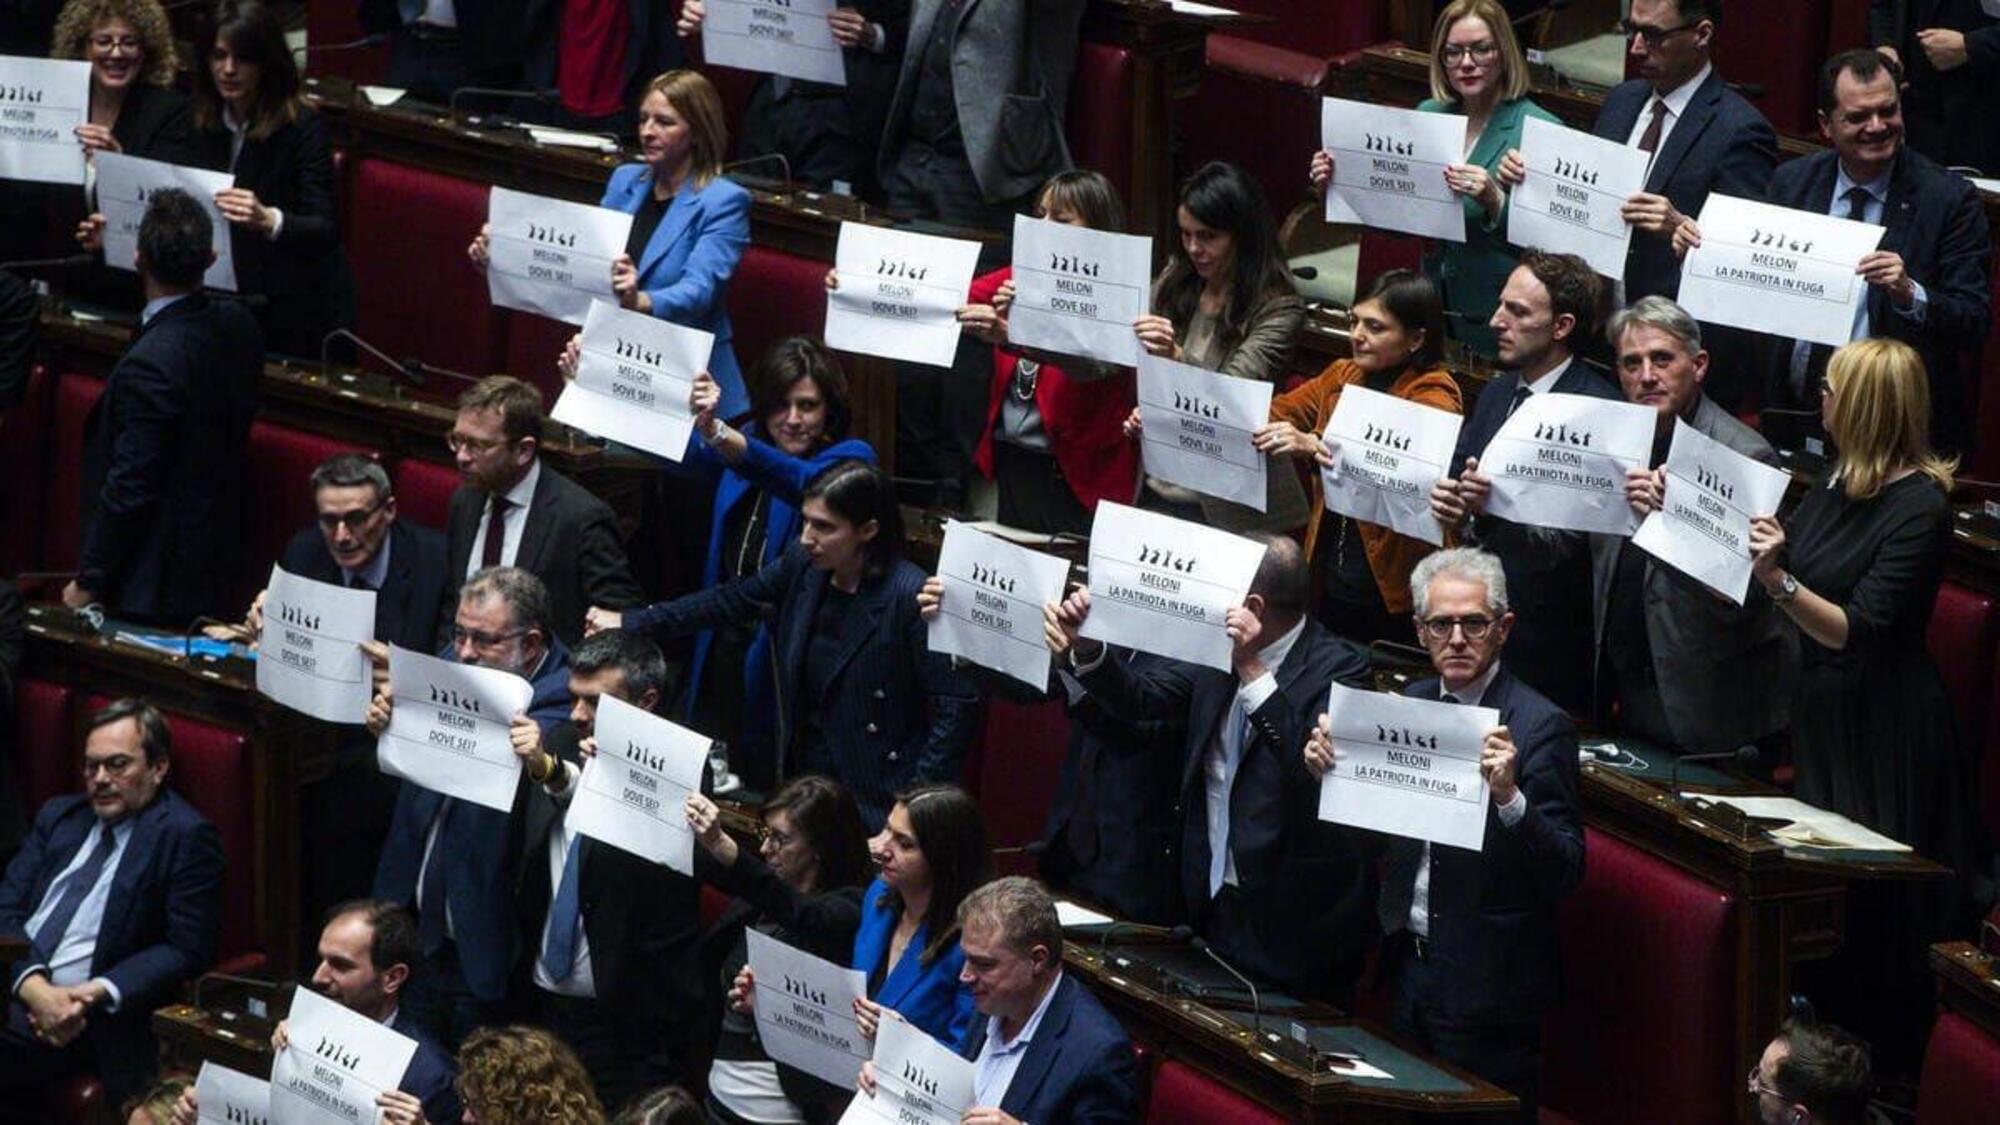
[50,0,180,86]
[457,1026,606,1125]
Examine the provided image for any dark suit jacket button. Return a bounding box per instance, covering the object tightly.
[866,722,879,733]
[873,689,886,700]
[887,751,899,762]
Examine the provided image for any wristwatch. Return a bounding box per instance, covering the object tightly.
[1771,572,1800,604]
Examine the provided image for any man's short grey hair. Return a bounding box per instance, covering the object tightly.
[957,876,1063,961]
[308,452,392,504]
[1606,294,1703,355]
[1409,548,1510,618]
[460,566,554,638]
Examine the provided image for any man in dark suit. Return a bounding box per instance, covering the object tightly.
[63,188,261,625]
[0,268,32,414]
[1431,251,1619,713]
[1052,535,1377,1002]
[1591,297,1794,755]
[1752,1018,1876,1125]
[513,629,702,1110]
[443,376,643,647]
[1306,549,1585,1120]
[520,0,686,136]
[0,698,222,1107]
[370,567,574,1048]
[1870,0,2000,176]
[359,0,525,106]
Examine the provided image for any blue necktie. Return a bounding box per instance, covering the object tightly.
[32,824,116,963]
[540,838,586,982]
[1208,700,1252,899]
[417,801,454,954]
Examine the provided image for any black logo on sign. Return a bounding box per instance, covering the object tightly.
[876,258,929,281]
[1375,724,1440,750]
[1532,422,1594,449]
[783,973,827,1006]
[1748,228,1814,255]
[527,223,578,248]
[1362,423,1412,451]
[429,685,481,714]
[314,1035,362,1070]
[614,337,663,366]
[1171,392,1222,419]
[1137,545,1196,573]
[901,1060,941,1097]
[224,1107,268,1125]
[1364,133,1417,156]
[1552,158,1601,186]
[0,85,46,104]
[1693,463,1735,500]
[969,564,1016,593]
[278,604,321,631]
[625,739,671,774]
[1047,253,1102,278]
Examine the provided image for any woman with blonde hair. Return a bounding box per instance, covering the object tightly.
[377,1025,606,1124]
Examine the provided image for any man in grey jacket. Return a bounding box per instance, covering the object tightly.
[1591,297,1795,754]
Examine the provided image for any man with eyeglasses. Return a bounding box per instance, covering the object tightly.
[510,628,703,1108]
[1750,1019,1874,1125]
[369,566,575,1048]
[1302,548,1583,1121]
[442,375,642,647]
[0,698,222,1108]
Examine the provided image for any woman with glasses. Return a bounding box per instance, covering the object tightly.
[1251,270,1461,645]
[1309,0,1553,361]
[688,777,873,1125]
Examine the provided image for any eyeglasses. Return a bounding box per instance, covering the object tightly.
[82,754,140,778]
[446,432,513,455]
[1418,616,1496,642]
[1747,1065,1785,1100]
[452,625,526,648]
[89,35,142,53]
[1440,42,1500,65]
[316,498,388,533]
[758,825,799,849]
[1618,20,1701,48]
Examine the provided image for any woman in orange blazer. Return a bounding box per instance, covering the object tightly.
[1254,270,1462,644]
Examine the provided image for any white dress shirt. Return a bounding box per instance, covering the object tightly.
[15,818,133,1008]
[1785,163,1928,391]
[1521,356,1574,397]
[1208,616,1307,897]
[1409,662,1527,938]
[1626,62,1713,175]
[464,458,541,578]
[971,971,1064,1111]
[532,762,595,998]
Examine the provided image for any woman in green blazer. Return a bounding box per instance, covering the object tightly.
[1313,0,1553,360]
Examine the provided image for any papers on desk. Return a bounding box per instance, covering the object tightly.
[1320,97,1466,242]
[1135,353,1273,510]
[194,1061,269,1124]
[95,153,237,291]
[270,988,419,1125]
[746,929,872,1089]
[0,56,89,186]
[1507,115,1649,279]
[824,221,983,367]
[701,0,848,86]
[360,86,407,107]
[485,185,633,325]
[1678,794,1914,852]
[377,646,532,812]
[1164,0,1239,14]
[1078,502,1269,672]
[566,694,709,874]
[255,564,376,724]
[1316,682,1496,851]
[527,126,619,152]
[1971,176,2000,197]
[1478,391,1656,536]
[927,522,1070,690]
[1630,419,1790,604]
[1320,384,1461,546]
[551,299,712,462]
[1006,214,1152,366]
[1054,900,1114,928]
[837,1010,973,1125]
[1678,193,1885,346]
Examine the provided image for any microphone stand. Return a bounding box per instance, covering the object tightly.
[1190,936,1318,1069]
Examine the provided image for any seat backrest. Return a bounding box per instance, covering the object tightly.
[0,363,54,577]
[302,4,390,85]
[1212,0,1389,59]
[242,422,377,607]
[1917,1010,2000,1124]
[968,697,1071,871]
[12,678,76,817]
[1970,251,2000,479]
[389,458,463,533]
[44,372,106,572]
[1542,827,1737,1124]
[1709,0,1832,138]
[1927,582,1998,758]
[346,159,505,381]
[726,244,831,384]
[1144,1060,1288,1125]
[500,311,576,406]
[1065,42,1137,214]
[1181,36,1327,241]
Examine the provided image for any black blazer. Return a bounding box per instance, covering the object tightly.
[112,84,194,164]
[1387,668,1586,1024]
[957,973,1137,1125]
[1762,146,1993,453]
[278,519,451,653]
[0,268,31,410]
[1078,619,1376,1000]
[1451,363,1620,712]
[1870,0,2000,174]
[443,463,644,647]
[78,293,262,623]
[1592,69,1779,302]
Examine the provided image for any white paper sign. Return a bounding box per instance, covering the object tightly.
[837,1011,973,1125]
[1135,353,1273,510]
[1629,419,1790,604]
[1006,215,1152,366]
[566,694,709,873]
[1678,193,1886,347]
[195,1061,270,1125]
[1317,682,1497,851]
[747,928,872,1090]
[270,988,419,1125]
[1320,97,1466,242]
[1479,391,1657,536]
[486,186,633,325]
[1507,115,1649,279]
[824,222,983,367]
[1079,502,1268,672]
[377,646,533,813]
[255,564,376,724]
[928,522,1071,689]
[701,0,848,85]
[0,56,89,186]
[1320,384,1461,546]
[552,299,712,461]
[95,153,238,291]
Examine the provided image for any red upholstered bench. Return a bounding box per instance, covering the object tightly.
[1183,36,1329,225]
[728,244,831,381]
[346,159,505,381]
[242,422,377,608]
[501,311,577,405]
[1066,42,1137,211]
[1917,1010,2000,1123]
[0,363,54,576]
[390,458,463,533]
[1710,0,1835,138]
[12,678,75,815]
[965,697,1071,874]
[1969,252,2000,479]
[1212,0,1390,58]
[1542,827,1736,1124]
[303,5,390,85]
[1927,582,1998,767]
[1144,1059,1287,1125]
[43,372,106,573]
[1356,229,1427,290]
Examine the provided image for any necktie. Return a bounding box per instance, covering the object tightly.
[32,824,117,962]
[480,495,511,568]
[540,838,586,982]
[1207,699,1251,899]
[1506,382,1533,418]
[417,801,454,954]
[1636,98,1668,155]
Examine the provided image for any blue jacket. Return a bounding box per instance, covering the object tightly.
[600,165,752,419]
[672,434,877,760]
[853,876,975,1050]
[958,973,1136,1125]
[0,790,222,1103]
[394,1012,463,1125]
[373,641,574,1003]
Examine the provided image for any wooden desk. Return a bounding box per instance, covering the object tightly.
[1930,941,2000,1041]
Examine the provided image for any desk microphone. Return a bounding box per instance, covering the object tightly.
[1666,744,1760,793]
[194,970,279,1013]
[321,327,427,389]
[1509,0,1569,27]
[724,153,795,189]
[449,86,558,124]
[1290,265,1319,281]
[1187,933,1265,1042]
[292,33,388,62]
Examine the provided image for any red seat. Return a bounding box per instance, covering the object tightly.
[1709,0,1834,138]
[243,422,376,607]
[12,678,75,816]
[966,697,1071,875]
[1916,1010,2000,1123]
[501,311,576,405]
[726,245,831,384]
[1183,36,1328,220]
[390,458,463,533]
[1926,583,1998,761]
[1356,230,1427,290]
[1968,251,2000,480]
[44,372,107,572]
[347,159,505,382]
[1543,828,1736,1124]
[1066,42,1137,214]
[1144,1059,1287,1125]
[1211,0,1390,58]
[0,363,54,576]
[699,884,732,931]
[302,3,390,85]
